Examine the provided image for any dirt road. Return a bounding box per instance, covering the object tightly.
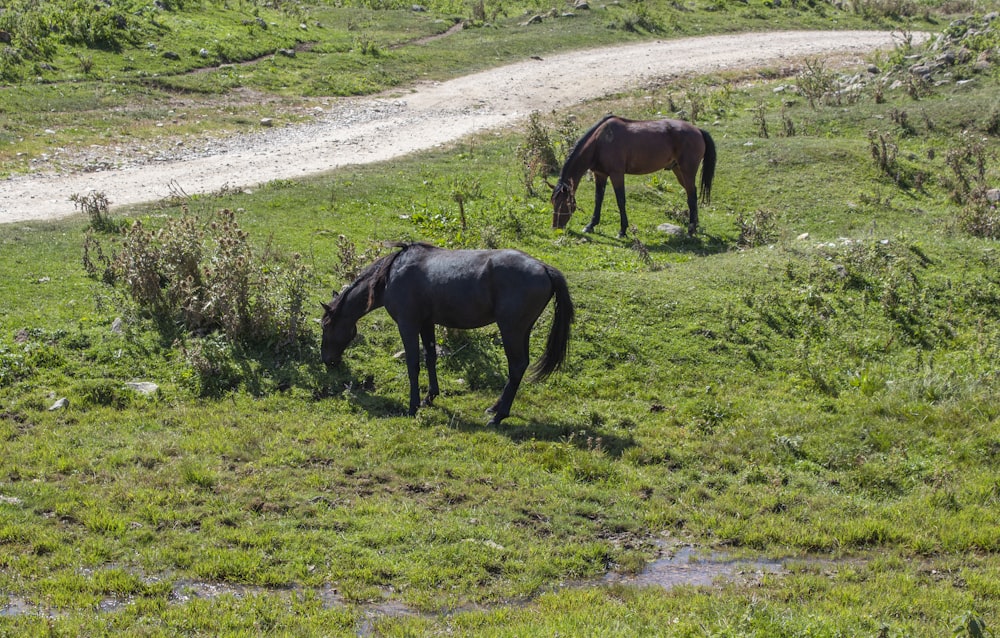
[0,30,914,225]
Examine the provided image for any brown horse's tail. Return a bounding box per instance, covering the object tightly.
[699,128,716,205]
[531,265,575,382]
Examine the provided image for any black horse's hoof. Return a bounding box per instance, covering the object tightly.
[485,406,507,426]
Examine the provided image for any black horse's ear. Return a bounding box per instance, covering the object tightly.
[545,178,556,191]
[320,301,332,313]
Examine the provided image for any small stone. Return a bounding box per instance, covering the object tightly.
[126,382,159,395]
[48,398,69,411]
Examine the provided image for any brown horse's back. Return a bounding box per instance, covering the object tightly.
[593,117,705,176]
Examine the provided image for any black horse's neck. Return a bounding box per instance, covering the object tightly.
[558,114,615,188]
[333,250,400,322]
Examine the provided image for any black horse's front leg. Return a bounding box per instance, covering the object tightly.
[398,325,422,416]
[583,175,607,234]
[420,323,439,407]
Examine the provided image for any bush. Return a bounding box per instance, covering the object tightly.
[83,208,313,350]
[517,111,560,196]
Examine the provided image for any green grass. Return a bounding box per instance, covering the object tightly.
[3,4,1000,636]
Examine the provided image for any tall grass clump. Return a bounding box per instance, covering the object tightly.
[82,208,312,350]
[518,111,560,196]
[71,190,123,233]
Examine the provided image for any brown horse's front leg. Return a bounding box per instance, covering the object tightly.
[420,323,439,407]
[583,175,607,234]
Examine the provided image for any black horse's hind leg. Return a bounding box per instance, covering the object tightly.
[610,174,628,238]
[486,327,531,425]
[583,175,607,234]
[420,323,439,407]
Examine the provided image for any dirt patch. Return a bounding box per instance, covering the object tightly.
[0,30,919,225]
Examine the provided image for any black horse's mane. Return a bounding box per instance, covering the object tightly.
[558,113,617,182]
[330,242,432,314]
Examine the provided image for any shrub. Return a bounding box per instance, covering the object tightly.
[958,188,1000,239]
[83,208,313,350]
[71,191,123,233]
[736,209,777,248]
[517,111,559,196]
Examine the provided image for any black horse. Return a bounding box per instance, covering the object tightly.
[551,114,716,237]
[321,242,574,425]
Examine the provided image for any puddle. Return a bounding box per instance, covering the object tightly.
[1,596,35,617]
[1,544,794,630]
[603,544,785,589]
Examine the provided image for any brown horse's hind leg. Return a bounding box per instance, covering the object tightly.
[674,166,699,235]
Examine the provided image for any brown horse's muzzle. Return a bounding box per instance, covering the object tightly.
[552,209,573,230]
[550,182,576,230]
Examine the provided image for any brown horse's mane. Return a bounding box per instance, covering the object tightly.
[558,113,618,184]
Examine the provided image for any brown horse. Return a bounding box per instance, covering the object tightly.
[551,114,716,237]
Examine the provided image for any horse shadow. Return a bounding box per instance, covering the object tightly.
[439,406,637,459]
[316,361,636,459]
[564,223,730,258]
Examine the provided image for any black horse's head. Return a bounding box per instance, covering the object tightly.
[550,180,576,230]
[320,295,356,368]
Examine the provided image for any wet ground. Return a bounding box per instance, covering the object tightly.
[2,542,790,630]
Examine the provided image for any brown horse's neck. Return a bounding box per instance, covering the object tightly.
[558,115,613,189]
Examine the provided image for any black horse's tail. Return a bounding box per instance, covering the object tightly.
[699,128,716,205]
[531,265,575,382]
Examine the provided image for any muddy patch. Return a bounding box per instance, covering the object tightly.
[603,544,784,589]
[1,544,798,629]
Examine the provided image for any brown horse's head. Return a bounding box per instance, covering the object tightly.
[320,296,356,368]
[550,181,577,230]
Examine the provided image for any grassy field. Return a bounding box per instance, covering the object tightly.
[3,0,1000,636]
